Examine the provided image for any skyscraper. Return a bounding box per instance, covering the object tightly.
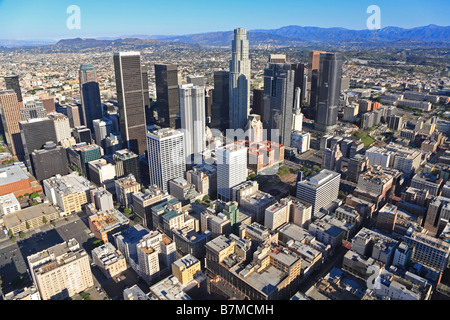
[263,63,295,146]
[141,65,151,126]
[147,128,185,193]
[79,64,103,131]
[155,64,179,128]
[307,51,325,119]
[93,118,113,150]
[113,149,141,183]
[114,52,148,155]
[179,84,206,165]
[229,28,251,131]
[290,63,307,107]
[0,90,24,158]
[20,100,47,120]
[296,169,341,216]
[4,75,23,103]
[31,141,70,181]
[211,70,230,132]
[315,52,343,132]
[216,144,247,201]
[292,87,304,132]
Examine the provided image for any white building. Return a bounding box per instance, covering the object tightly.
[179,84,206,164]
[48,113,72,143]
[366,146,394,168]
[216,144,248,201]
[92,118,113,149]
[291,131,310,154]
[147,128,185,193]
[0,193,20,216]
[292,87,303,132]
[296,169,341,216]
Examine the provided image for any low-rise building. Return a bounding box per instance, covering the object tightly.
[92,242,127,279]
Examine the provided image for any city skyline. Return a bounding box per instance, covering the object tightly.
[0,0,449,40]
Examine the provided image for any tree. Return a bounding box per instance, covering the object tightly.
[25,221,30,229]
[51,220,56,227]
[8,229,13,238]
[134,217,141,224]
[123,208,131,214]
[10,236,16,242]
[24,193,29,197]
[19,231,25,239]
[42,216,48,224]
[202,195,210,202]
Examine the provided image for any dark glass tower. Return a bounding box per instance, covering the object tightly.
[263,63,295,146]
[141,65,151,126]
[19,118,58,173]
[79,64,103,131]
[315,52,343,132]
[114,52,148,155]
[31,142,70,181]
[4,75,23,103]
[211,70,230,132]
[155,64,179,128]
[291,63,306,108]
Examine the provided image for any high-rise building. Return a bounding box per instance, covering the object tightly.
[0,90,24,157]
[291,63,307,107]
[4,75,23,103]
[307,51,325,118]
[66,104,82,128]
[79,64,103,131]
[147,128,185,193]
[72,126,93,145]
[31,141,70,181]
[113,148,141,183]
[48,112,72,143]
[67,142,102,178]
[155,64,179,128]
[263,63,295,145]
[40,96,55,114]
[211,70,230,132]
[252,88,264,117]
[292,87,304,132]
[315,53,343,132]
[93,118,113,150]
[229,28,251,130]
[216,144,248,201]
[19,117,57,171]
[296,169,341,216]
[141,65,151,125]
[20,100,47,120]
[179,84,206,164]
[27,239,93,300]
[114,52,148,155]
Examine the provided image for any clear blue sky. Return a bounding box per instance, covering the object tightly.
[0,0,448,40]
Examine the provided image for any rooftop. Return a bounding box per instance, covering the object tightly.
[0,165,30,187]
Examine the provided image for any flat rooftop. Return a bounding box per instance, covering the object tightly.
[0,165,29,187]
[3,203,58,229]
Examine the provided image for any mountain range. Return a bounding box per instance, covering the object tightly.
[1,25,449,49]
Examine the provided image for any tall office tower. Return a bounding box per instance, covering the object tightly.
[79,64,103,131]
[211,70,230,131]
[114,52,148,155]
[387,114,404,131]
[19,118,57,171]
[66,104,82,128]
[216,144,247,201]
[93,118,113,150]
[291,63,306,107]
[0,90,24,157]
[252,88,264,116]
[4,75,23,103]
[263,63,295,146]
[147,128,185,193]
[40,96,56,114]
[27,239,94,300]
[307,51,325,119]
[48,112,72,143]
[72,126,93,144]
[179,84,206,164]
[314,52,343,132]
[155,64,179,128]
[20,100,47,120]
[296,169,341,216]
[322,144,343,172]
[347,154,369,183]
[31,141,70,181]
[113,149,141,182]
[141,65,151,126]
[229,28,251,131]
[292,87,303,132]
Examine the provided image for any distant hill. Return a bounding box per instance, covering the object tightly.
[155,24,450,47]
[1,24,449,50]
